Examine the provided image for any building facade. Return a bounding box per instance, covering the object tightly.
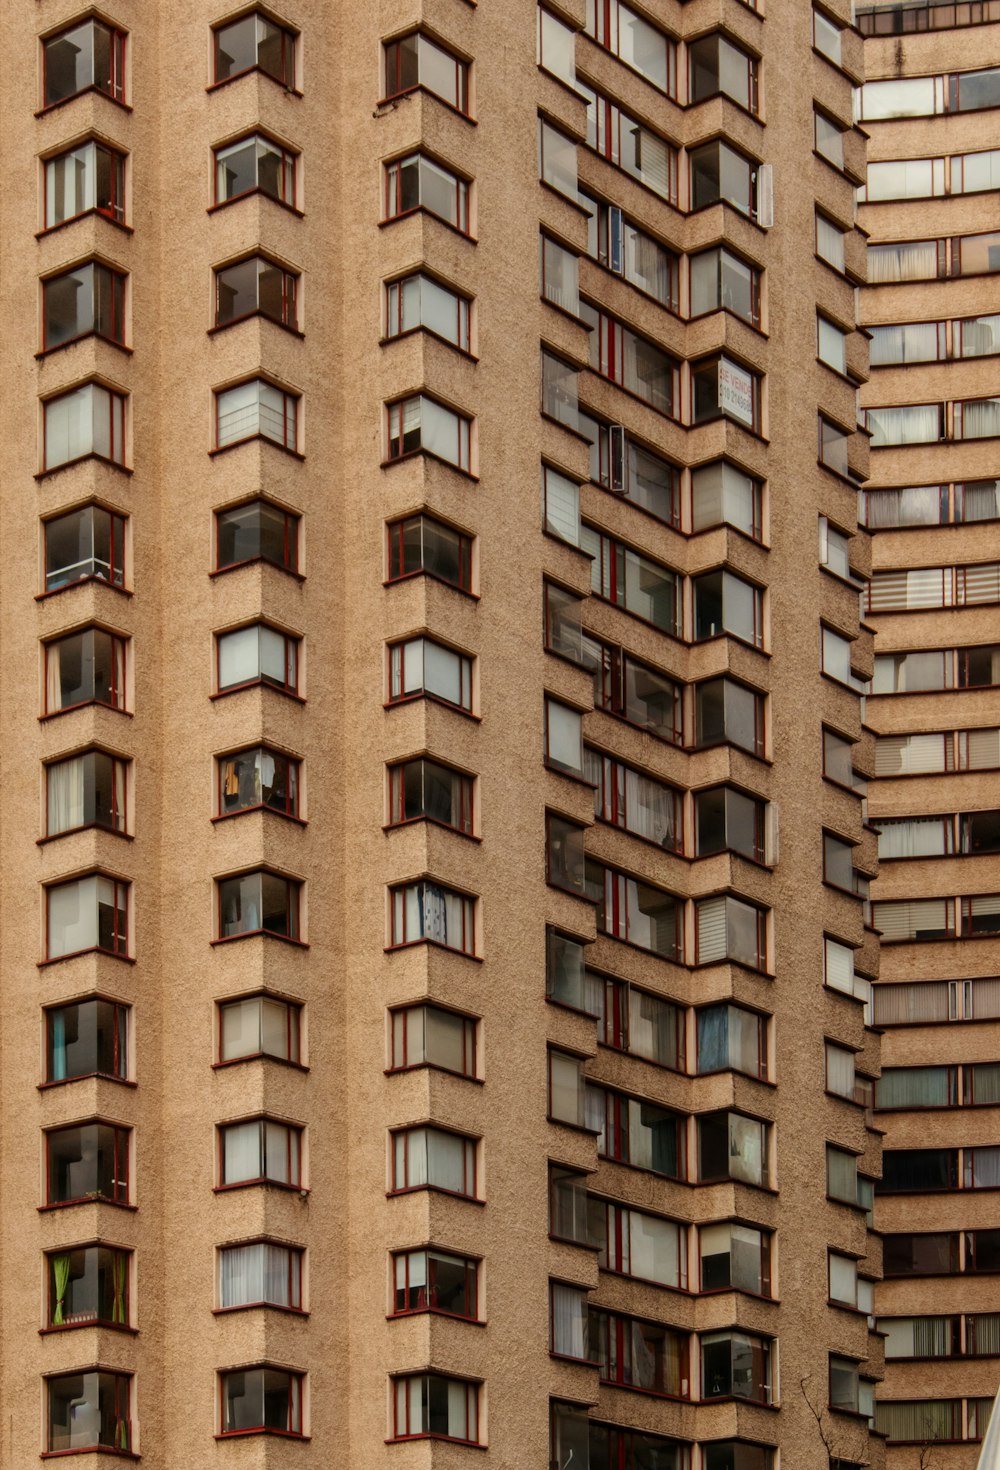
[858,2,1000,1464]
[0,0,887,1465]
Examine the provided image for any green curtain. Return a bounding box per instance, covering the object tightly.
[51,1254,71,1326]
[113,1253,126,1324]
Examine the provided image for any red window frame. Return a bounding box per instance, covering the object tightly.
[587,91,679,205]
[592,862,683,959]
[45,875,130,962]
[42,21,128,107]
[212,14,297,87]
[388,881,477,955]
[589,639,684,745]
[389,1003,477,1076]
[387,638,474,712]
[47,1369,131,1454]
[42,384,128,473]
[698,1223,772,1296]
[45,997,129,1082]
[216,871,301,942]
[596,1200,686,1288]
[45,1121,130,1206]
[44,142,126,229]
[213,134,297,208]
[42,262,127,352]
[383,153,470,232]
[216,747,300,820]
[383,32,470,112]
[218,1367,303,1437]
[218,1118,303,1189]
[386,394,472,470]
[386,513,473,590]
[587,0,677,95]
[592,1309,690,1398]
[218,1241,303,1310]
[215,499,299,574]
[387,758,474,834]
[216,993,302,1065]
[44,506,128,593]
[591,751,684,852]
[46,1243,132,1329]
[391,1374,478,1444]
[216,625,299,697]
[45,750,129,837]
[390,1125,478,1198]
[214,257,298,330]
[391,1248,479,1319]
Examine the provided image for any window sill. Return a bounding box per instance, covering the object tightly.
[37,333,132,360]
[387,1435,484,1450]
[215,1430,309,1442]
[214,1180,308,1196]
[39,1074,136,1091]
[36,88,132,118]
[35,452,133,483]
[212,1054,308,1074]
[209,434,305,462]
[588,591,684,646]
[385,569,478,600]
[41,700,129,723]
[688,304,764,336]
[36,578,132,603]
[596,930,681,967]
[689,736,768,764]
[206,70,303,98]
[578,261,682,322]
[378,83,476,125]
[381,447,478,483]
[210,557,305,582]
[38,824,132,846]
[379,205,476,245]
[543,760,598,791]
[385,693,480,723]
[38,949,135,969]
[386,1062,483,1084]
[687,198,764,233]
[40,1320,138,1336]
[384,938,482,963]
[699,1394,777,1411]
[387,1185,485,1205]
[380,325,478,362]
[212,807,307,828]
[600,1263,690,1295]
[39,1198,136,1213]
[688,409,766,442]
[211,931,308,950]
[41,1449,139,1461]
[581,365,680,426]
[36,210,133,241]
[389,1307,486,1326]
[207,189,304,220]
[208,312,304,340]
[212,1303,309,1318]
[210,684,305,705]
[384,815,480,843]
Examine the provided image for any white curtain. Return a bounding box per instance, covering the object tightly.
[872,981,950,1025]
[630,989,679,1066]
[875,732,949,775]
[863,485,942,527]
[968,1147,1000,1188]
[868,239,938,282]
[961,480,1000,521]
[549,1053,583,1126]
[816,213,845,269]
[826,1045,856,1098]
[866,403,941,445]
[877,1066,951,1107]
[216,381,261,446]
[48,877,98,958]
[420,396,462,465]
[551,1283,589,1358]
[219,626,259,687]
[540,120,577,197]
[219,1243,295,1307]
[869,321,940,365]
[728,1114,764,1184]
[545,700,581,771]
[47,757,85,834]
[959,397,1000,439]
[223,1121,263,1183]
[402,1127,468,1193]
[878,816,950,858]
[825,938,855,993]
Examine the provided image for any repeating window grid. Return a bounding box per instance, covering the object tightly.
[45,1123,130,1206]
[390,1127,478,1198]
[389,1005,477,1076]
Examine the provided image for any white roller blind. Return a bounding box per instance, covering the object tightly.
[697,896,727,962]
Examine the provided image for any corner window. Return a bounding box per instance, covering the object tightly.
[695,787,765,863]
[388,637,473,711]
[826,1043,857,1099]
[219,1242,303,1310]
[818,316,848,373]
[392,1373,479,1444]
[580,301,679,416]
[546,929,600,1016]
[214,134,296,206]
[547,813,587,894]
[819,519,852,579]
[216,499,299,573]
[700,1222,771,1295]
[47,1371,131,1454]
[390,1003,477,1076]
[43,20,127,107]
[215,379,298,451]
[213,12,296,87]
[698,1112,768,1185]
[542,465,581,545]
[219,1118,302,1188]
[539,118,578,199]
[691,461,763,540]
[387,393,472,469]
[540,235,580,315]
[385,152,470,231]
[46,749,128,839]
[830,1356,861,1414]
[219,747,299,819]
[829,1252,870,1311]
[695,677,765,756]
[587,422,681,523]
[690,247,761,327]
[544,699,584,777]
[701,1332,772,1403]
[215,256,298,330]
[386,513,472,589]
[824,831,866,894]
[704,1444,774,1470]
[46,875,128,961]
[688,34,759,112]
[589,1082,686,1178]
[390,880,476,955]
[549,1050,587,1127]
[579,82,679,201]
[46,997,128,1083]
[387,758,474,833]
[46,1121,130,1205]
[43,382,127,471]
[541,349,579,430]
[217,871,300,941]
[821,626,862,688]
[591,1306,688,1393]
[217,624,299,695]
[43,262,126,352]
[44,505,126,592]
[44,141,126,227]
[689,139,758,217]
[394,1247,478,1318]
[583,196,680,312]
[386,271,471,349]
[384,31,469,112]
[594,1201,688,1287]
[692,356,762,431]
[589,637,684,743]
[218,994,301,1064]
[587,859,682,960]
[47,1245,130,1328]
[586,749,682,850]
[220,1367,303,1436]
[391,1126,477,1197]
[693,570,764,647]
[697,1004,767,1078]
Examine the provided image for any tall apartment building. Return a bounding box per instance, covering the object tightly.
[0,2,884,1466]
[858,2,1000,1462]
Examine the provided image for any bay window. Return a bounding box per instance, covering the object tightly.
[692,356,762,432]
[815,110,847,169]
[389,637,473,711]
[700,1223,771,1295]
[821,626,863,689]
[215,256,298,329]
[580,525,680,632]
[697,1112,769,1186]
[691,461,763,540]
[218,994,301,1064]
[45,505,126,591]
[825,1043,857,1099]
[583,194,679,311]
[545,582,586,664]
[689,140,758,217]
[593,1200,687,1287]
[701,1332,772,1403]
[592,1309,689,1396]
[550,1050,587,1127]
[46,750,128,837]
[47,1121,129,1205]
[218,747,299,818]
[384,152,470,232]
[46,874,128,960]
[546,928,601,1016]
[696,787,765,863]
[44,141,125,227]
[43,20,126,107]
[47,1244,130,1328]
[217,623,298,695]
[47,1371,131,1454]
[545,699,584,778]
[384,31,469,112]
[824,832,866,894]
[219,1118,302,1188]
[43,261,126,351]
[387,392,471,469]
[215,378,298,451]
[552,1404,691,1470]
[43,382,127,470]
[386,271,471,349]
[690,248,761,327]
[818,315,849,373]
[586,749,682,850]
[217,871,300,941]
[213,12,295,87]
[693,569,764,646]
[824,936,858,996]
[586,0,676,92]
[216,499,298,573]
[387,512,472,588]
[814,9,843,60]
[392,1373,478,1444]
[549,1165,595,1245]
[388,757,473,833]
[829,1252,873,1314]
[391,1125,477,1197]
[830,1357,862,1415]
[697,1005,767,1078]
[704,1444,773,1470]
[390,879,476,954]
[827,1145,863,1205]
[219,1242,303,1310]
[390,1003,477,1076]
[46,997,128,1083]
[689,34,759,111]
[580,301,679,416]
[220,1367,303,1437]
[587,859,682,959]
[696,894,767,969]
[394,1248,478,1318]
[589,638,684,742]
[214,134,296,206]
[695,677,765,756]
